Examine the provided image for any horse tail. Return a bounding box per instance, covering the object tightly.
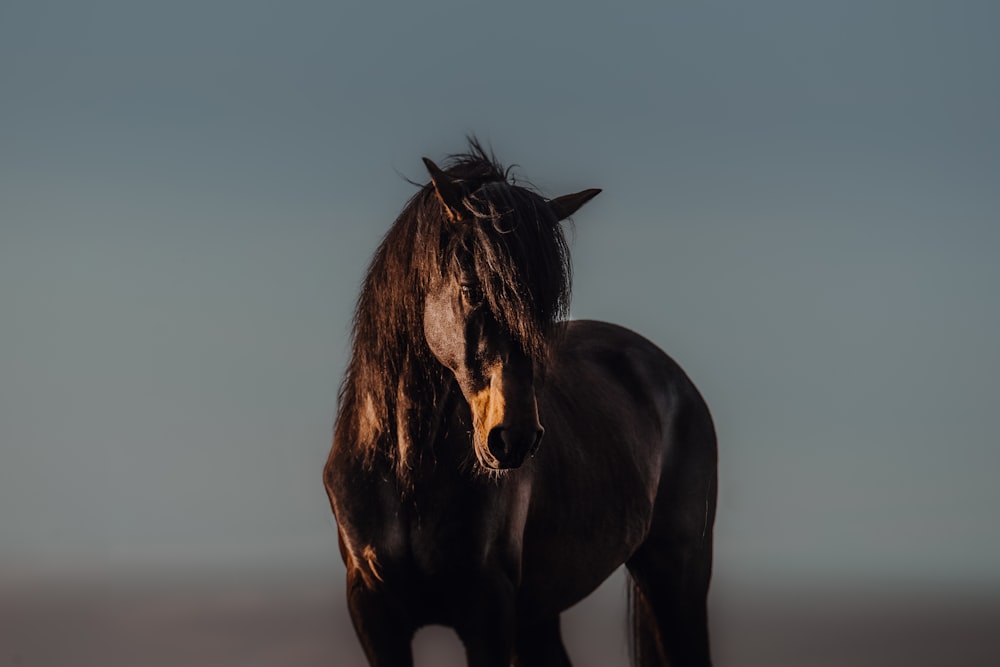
[626,572,662,667]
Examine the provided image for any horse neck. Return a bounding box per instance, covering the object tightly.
[396,377,483,486]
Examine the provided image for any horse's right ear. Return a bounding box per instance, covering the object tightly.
[422,157,464,222]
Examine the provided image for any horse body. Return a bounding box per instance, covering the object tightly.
[325,144,716,666]
[521,321,714,618]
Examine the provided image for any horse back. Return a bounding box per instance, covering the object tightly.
[542,319,714,487]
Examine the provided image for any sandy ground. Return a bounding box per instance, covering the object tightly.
[1,568,998,666]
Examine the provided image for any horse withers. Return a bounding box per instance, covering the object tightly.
[324,142,717,666]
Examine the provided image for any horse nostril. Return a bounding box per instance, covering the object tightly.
[487,427,510,461]
[530,428,544,456]
[487,426,544,467]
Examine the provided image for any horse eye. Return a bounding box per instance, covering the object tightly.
[460,284,483,304]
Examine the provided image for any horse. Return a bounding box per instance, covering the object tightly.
[323,141,717,666]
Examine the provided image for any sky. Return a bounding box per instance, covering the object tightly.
[1,1,998,587]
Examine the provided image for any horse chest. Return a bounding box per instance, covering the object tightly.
[337,474,517,584]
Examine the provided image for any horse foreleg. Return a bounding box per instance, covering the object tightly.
[454,576,518,667]
[345,567,415,667]
[513,616,572,667]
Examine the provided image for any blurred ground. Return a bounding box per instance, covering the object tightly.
[1,567,998,666]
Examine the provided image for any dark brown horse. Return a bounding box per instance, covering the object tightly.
[324,141,717,666]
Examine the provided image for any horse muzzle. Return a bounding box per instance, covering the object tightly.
[484,424,544,469]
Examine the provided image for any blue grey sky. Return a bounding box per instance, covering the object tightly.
[1,1,998,585]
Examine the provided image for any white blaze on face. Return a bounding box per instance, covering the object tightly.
[465,359,541,466]
[468,363,507,452]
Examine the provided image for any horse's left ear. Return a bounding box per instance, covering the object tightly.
[549,188,602,222]
[422,157,464,222]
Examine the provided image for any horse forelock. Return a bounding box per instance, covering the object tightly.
[336,140,570,478]
[457,181,571,361]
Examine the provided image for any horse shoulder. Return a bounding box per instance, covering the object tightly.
[324,444,409,585]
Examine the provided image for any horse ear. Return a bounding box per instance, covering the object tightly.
[422,157,464,222]
[549,188,602,222]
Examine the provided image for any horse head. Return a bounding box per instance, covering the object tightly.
[420,155,599,470]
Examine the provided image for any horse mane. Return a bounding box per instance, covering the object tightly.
[334,139,572,480]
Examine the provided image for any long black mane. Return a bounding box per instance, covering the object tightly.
[336,140,572,476]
